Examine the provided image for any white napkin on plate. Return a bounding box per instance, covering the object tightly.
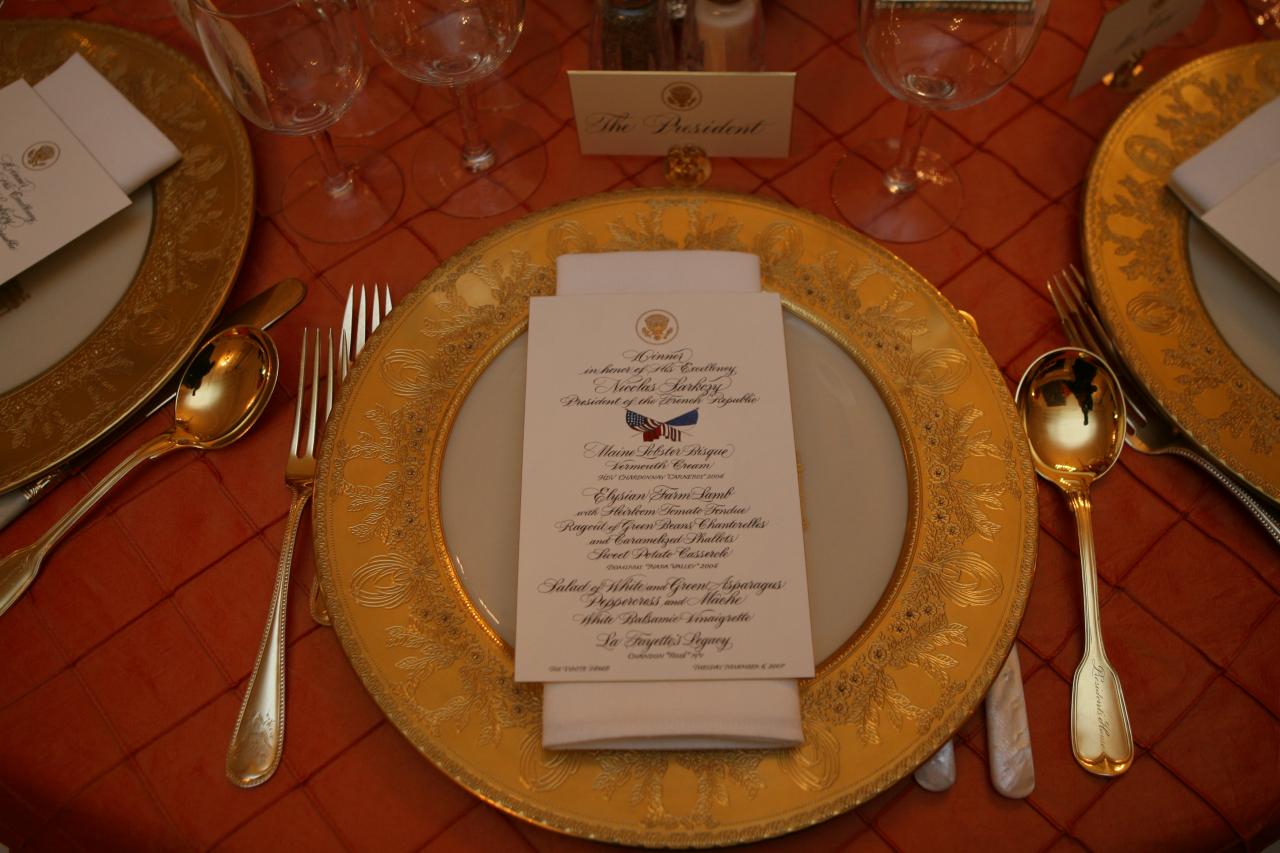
[540,250,805,751]
[1168,95,1280,290]
[34,54,181,195]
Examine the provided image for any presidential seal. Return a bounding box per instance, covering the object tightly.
[636,309,678,344]
[661,82,702,111]
[22,141,60,170]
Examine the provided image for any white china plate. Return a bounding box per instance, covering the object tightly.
[0,189,153,395]
[439,312,910,664]
[1187,219,1280,396]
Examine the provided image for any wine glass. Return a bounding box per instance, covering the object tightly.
[359,0,547,218]
[832,0,1050,243]
[192,0,404,243]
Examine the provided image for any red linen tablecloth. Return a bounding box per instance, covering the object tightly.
[1,0,1277,850]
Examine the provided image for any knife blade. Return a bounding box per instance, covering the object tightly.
[0,276,307,531]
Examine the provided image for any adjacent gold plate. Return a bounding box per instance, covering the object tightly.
[1084,42,1280,502]
[313,190,1037,847]
[0,20,254,492]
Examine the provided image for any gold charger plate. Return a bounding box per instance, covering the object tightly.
[313,190,1037,847]
[0,19,254,492]
[1083,42,1280,502]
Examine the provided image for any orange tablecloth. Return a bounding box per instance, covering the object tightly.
[1,1,1277,850]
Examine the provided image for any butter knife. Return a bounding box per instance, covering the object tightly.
[0,277,307,531]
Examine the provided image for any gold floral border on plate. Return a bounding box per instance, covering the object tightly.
[1083,42,1280,502]
[0,19,254,492]
[313,189,1038,848]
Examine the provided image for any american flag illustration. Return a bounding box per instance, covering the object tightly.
[625,409,699,442]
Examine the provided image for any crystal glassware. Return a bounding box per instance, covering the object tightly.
[192,0,404,243]
[831,0,1049,243]
[359,0,547,218]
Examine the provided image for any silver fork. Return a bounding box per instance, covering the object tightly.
[1048,266,1280,546]
[309,283,394,626]
[227,328,335,788]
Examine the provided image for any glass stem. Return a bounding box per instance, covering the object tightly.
[310,131,354,198]
[452,83,497,173]
[884,104,929,195]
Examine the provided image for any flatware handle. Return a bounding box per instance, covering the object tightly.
[226,484,310,788]
[1166,446,1280,547]
[1067,487,1134,776]
[913,739,955,791]
[986,646,1035,797]
[0,489,28,532]
[0,433,177,618]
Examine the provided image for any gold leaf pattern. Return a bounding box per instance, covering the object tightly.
[312,190,1038,846]
[0,21,252,491]
[1088,44,1280,490]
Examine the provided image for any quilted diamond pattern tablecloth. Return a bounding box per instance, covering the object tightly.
[0,1,1277,850]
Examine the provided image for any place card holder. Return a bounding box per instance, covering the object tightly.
[577,1,788,165]
[1069,0,1207,97]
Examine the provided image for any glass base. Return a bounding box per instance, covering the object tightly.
[410,117,546,219]
[280,146,404,244]
[831,139,961,244]
[474,24,562,111]
[332,65,418,139]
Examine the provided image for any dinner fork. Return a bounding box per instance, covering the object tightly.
[308,283,394,626]
[1048,266,1280,546]
[227,328,337,788]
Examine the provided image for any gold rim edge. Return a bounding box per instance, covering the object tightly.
[0,19,254,492]
[1083,42,1280,502]
[313,188,1039,847]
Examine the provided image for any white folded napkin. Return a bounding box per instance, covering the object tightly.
[34,54,181,195]
[1168,95,1280,290]
[541,249,804,751]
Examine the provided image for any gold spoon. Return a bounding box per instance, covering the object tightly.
[0,326,279,617]
[1017,347,1133,776]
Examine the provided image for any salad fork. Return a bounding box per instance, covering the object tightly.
[1048,266,1280,546]
[227,328,337,788]
[309,283,394,626]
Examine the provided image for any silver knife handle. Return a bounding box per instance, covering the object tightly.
[0,489,28,531]
[986,646,1035,798]
[914,739,956,792]
[0,470,65,534]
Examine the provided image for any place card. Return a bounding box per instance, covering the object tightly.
[1070,0,1206,96]
[514,292,814,683]
[567,70,795,157]
[0,80,131,286]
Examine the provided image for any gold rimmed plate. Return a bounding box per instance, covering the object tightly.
[0,19,254,492]
[313,190,1037,847]
[1084,42,1280,502]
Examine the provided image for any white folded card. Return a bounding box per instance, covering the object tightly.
[0,80,131,285]
[534,250,811,750]
[34,54,182,196]
[1169,95,1280,291]
[1,54,182,286]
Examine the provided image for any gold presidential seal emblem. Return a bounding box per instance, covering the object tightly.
[22,141,60,170]
[661,82,702,111]
[636,309,678,344]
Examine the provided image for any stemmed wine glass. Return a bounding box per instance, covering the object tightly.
[832,0,1050,243]
[192,0,404,243]
[358,0,547,218]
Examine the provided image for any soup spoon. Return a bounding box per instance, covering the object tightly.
[0,326,279,617]
[1017,347,1134,777]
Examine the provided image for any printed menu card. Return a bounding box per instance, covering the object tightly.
[514,291,814,683]
[0,79,131,285]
